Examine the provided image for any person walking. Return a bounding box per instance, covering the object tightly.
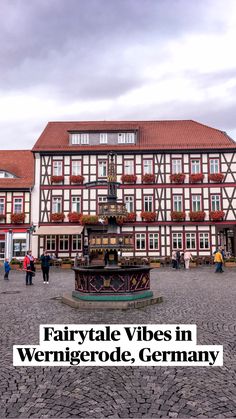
[214,249,224,273]
[171,250,177,269]
[23,250,35,285]
[4,258,11,280]
[40,250,51,284]
[184,250,192,270]
[176,250,181,269]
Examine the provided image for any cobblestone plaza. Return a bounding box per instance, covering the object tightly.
[0,266,236,418]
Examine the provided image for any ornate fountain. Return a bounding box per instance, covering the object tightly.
[70,152,158,306]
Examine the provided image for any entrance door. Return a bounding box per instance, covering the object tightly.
[0,234,5,259]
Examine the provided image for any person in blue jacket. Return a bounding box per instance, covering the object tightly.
[4,258,11,280]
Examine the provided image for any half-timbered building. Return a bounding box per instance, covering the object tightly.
[31,120,236,259]
[0,150,34,260]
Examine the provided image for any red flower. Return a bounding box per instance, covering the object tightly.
[51,175,64,183]
[142,174,155,183]
[171,211,186,221]
[11,213,25,224]
[70,175,84,184]
[208,173,224,183]
[189,173,204,183]
[81,215,99,225]
[170,173,185,183]
[140,211,156,222]
[51,212,65,222]
[123,212,136,223]
[209,211,225,221]
[67,212,82,222]
[121,174,137,183]
[189,211,205,221]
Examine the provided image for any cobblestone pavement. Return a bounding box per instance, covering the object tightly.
[0,266,236,418]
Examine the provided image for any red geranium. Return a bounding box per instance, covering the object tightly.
[51,212,65,222]
[121,174,137,183]
[170,173,185,183]
[51,175,64,183]
[189,211,205,221]
[70,175,84,184]
[123,212,136,223]
[140,211,156,222]
[80,215,99,225]
[142,174,155,183]
[208,173,224,182]
[171,211,186,221]
[67,212,82,222]
[11,213,25,223]
[189,173,204,183]
[209,211,225,221]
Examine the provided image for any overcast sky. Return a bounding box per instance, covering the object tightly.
[1,0,236,149]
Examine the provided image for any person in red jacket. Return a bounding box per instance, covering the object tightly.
[23,250,35,285]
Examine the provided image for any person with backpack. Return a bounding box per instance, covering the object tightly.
[23,250,35,285]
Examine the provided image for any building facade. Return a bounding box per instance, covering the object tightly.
[30,120,236,259]
[0,151,34,260]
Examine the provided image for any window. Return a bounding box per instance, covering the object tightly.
[144,196,153,212]
[100,133,108,144]
[13,198,23,213]
[46,235,56,251]
[71,133,89,145]
[118,133,135,143]
[191,159,201,174]
[125,196,134,213]
[173,196,183,212]
[59,235,69,251]
[172,159,182,174]
[143,159,153,174]
[149,233,159,250]
[98,196,107,203]
[172,233,183,249]
[72,235,82,251]
[13,238,26,257]
[136,233,146,250]
[192,195,201,211]
[53,160,62,176]
[71,196,81,213]
[199,233,209,249]
[0,198,5,214]
[186,233,196,249]
[211,195,221,211]
[98,161,107,177]
[71,160,81,176]
[210,159,219,174]
[52,197,62,213]
[124,160,134,174]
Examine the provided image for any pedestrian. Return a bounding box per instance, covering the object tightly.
[40,250,51,284]
[23,250,35,285]
[214,249,224,273]
[176,250,181,269]
[184,249,192,270]
[4,258,11,280]
[171,250,177,269]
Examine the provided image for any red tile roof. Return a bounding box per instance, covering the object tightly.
[0,150,34,189]
[32,120,236,152]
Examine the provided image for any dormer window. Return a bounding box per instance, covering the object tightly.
[0,171,15,178]
[71,133,89,145]
[118,133,135,143]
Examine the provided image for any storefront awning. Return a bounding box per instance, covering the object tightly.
[34,226,84,235]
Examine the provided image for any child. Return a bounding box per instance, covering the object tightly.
[4,259,11,280]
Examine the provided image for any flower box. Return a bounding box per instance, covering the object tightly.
[189,211,206,221]
[209,211,225,221]
[81,215,99,225]
[121,174,137,184]
[67,212,82,223]
[70,175,84,184]
[189,173,204,183]
[140,211,156,222]
[10,259,22,269]
[150,262,161,268]
[142,174,155,183]
[51,175,64,183]
[123,212,136,223]
[171,211,186,221]
[51,212,65,222]
[224,259,236,267]
[208,173,224,183]
[170,173,185,184]
[61,259,72,269]
[11,212,25,224]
